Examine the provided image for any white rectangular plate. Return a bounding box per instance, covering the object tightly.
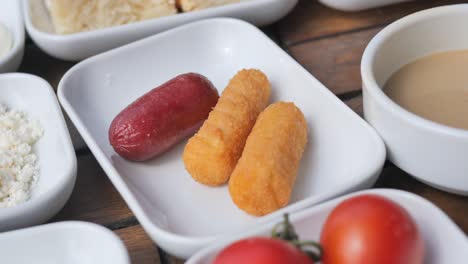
[58,18,385,258]
[23,0,297,60]
[0,221,130,264]
[0,73,76,231]
[187,189,468,263]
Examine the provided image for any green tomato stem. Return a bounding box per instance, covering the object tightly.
[271,214,322,262]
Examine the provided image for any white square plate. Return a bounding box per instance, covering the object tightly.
[0,73,76,231]
[187,189,468,263]
[58,18,385,258]
[0,0,24,72]
[0,221,130,264]
[23,0,297,61]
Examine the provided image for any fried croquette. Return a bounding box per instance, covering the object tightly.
[229,102,308,216]
[183,69,271,186]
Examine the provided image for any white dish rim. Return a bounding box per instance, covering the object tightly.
[361,4,468,138]
[0,0,25,70]
[23,0,288,40]
[0,73,77,224]
[187,188,468,263]
[0,220,131,264]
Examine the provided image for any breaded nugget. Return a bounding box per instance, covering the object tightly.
[229,102,308,216]
[183,69,271,186]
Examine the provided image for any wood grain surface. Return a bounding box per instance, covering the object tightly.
[116,225,161,264]
[15,1,468,263]
[52,154,135,227]
[289,27,381,95]
[277,0,468,45]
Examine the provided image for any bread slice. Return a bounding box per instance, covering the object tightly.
[176,0,240,11]
[46,0,177,34]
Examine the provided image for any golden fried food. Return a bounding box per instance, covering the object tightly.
[183,69,271,186]
[229,102,308,216]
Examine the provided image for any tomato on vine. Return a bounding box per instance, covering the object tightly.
[213,214,321,264]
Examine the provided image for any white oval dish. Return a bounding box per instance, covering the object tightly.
[0,221,130,264]
[187,189,468,263]
[0,0,25,73]
[0,73,77,231]
[58,18,385,258]
[318,0,411,11]
[23,0,298,61]
[361,5,468,195]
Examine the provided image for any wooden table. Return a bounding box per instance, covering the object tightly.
[18,0,468,263]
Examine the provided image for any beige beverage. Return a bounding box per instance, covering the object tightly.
[384,49,468,130]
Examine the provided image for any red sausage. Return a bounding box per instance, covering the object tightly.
[109,73,219,161]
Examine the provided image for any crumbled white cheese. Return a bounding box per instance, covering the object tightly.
[0,104,43,207]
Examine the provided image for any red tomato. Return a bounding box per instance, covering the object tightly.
[320,194,424,264]
[213,237,314,264]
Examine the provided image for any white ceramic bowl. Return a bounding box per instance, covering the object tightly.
[0,0,24,72]
[318,0,411,11]
[187,189,468,263]
[58,18,385,258]
[362,5,468,195]
[23,0,298,61]
[0,73,77,231]
[0,221,130,264]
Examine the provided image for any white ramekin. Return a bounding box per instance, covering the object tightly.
[362,4,468,195]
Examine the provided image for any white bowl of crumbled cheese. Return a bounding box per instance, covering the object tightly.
[0,73,76,231]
